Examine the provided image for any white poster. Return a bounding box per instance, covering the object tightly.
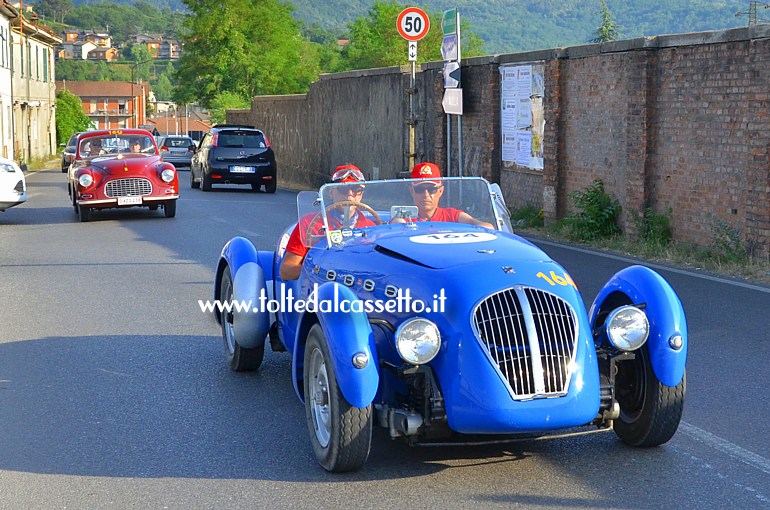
[515,130,532,167]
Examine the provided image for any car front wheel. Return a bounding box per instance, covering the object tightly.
[303,323,372,472]
[201,172,212,192]
[190,168,200,189]
[220,266,264,371]
[164,200,176,218]
[613,345,685,446]
[78,205,91,222]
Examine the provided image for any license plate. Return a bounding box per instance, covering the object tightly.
[117,196,143,205]
[230,165,255,173]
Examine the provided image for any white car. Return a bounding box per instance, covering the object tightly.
[0,157,27,212]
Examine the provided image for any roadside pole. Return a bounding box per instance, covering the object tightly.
[441,9,463,176]
[397,7,430,174]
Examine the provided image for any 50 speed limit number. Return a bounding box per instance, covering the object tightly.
[397,7,430,41]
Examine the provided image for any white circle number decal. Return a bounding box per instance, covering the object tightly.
[410,232,497,244]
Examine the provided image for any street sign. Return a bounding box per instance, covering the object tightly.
[442,8,458,35]
[397,7,430,41]
[442,88,463,115]
[441,34,458,61]
[408,41,417,62]
[443,62,460,88]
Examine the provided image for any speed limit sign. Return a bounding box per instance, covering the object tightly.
[397,7,430,41]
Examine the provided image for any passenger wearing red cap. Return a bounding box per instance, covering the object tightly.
[279,164,375,280]
[403,162,494,228]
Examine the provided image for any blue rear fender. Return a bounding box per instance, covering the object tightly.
[215,236,275,349]
[589,265,687,386]
[292,282,379,408]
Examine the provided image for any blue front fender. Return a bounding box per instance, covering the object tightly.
[216,237,275,349]
[589,265,687,386]
[307,282,379,408]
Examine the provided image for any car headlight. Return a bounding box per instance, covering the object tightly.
[605,305,649,351]
[395,318,441,365]
[78,173,94,188]
[161,169,175,183]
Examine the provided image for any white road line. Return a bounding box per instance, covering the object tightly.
[530,238,770,294]
[679,421,770,476]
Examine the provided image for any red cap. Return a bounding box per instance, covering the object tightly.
[411,162,442,183]
[331,164,365,183]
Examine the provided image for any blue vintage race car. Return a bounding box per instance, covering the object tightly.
[212,177,687,472]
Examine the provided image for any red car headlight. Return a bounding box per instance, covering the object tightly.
[78,173,94,188]
[161,169,175,183]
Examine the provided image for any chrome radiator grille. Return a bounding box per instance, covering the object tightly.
[472,286,578,400]
[104,178,152,197]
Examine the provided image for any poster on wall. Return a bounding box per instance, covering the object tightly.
[500,62,545,170]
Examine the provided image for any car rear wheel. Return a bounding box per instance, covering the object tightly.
[78,205,91,222]
[220,266,264,371]
[303,323,372,472]
[201,172,212,192]
[164,200,176,218]
[264,179,277,194]
[190,168,200,189]
[613,345,685,446]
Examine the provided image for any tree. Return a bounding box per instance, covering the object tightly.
[55,90,92,145]
[35,0,74,24]
[592,0,622,43]
[154,74,174,101]
[174,0,320,108]
[338,1,485,71]
[208,91,250,124]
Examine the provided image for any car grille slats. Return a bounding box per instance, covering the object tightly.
[472,286,578,400]
[104,178,152,197]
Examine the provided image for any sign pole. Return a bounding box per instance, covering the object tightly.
[397,7,430,174]
[455,9,463,177]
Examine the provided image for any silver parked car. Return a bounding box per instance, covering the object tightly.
[157,136,196,169]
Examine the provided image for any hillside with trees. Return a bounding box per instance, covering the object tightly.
[63,0,751,54]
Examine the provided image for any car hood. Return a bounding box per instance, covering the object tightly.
[89,155,160,174]
[370,224,551,269]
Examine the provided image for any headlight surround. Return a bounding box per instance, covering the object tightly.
[605,305,649,351]
[395,318,441,365]
[78,173,94,188]
[161,168,175,183]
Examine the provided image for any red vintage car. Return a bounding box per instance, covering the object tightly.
[68,129,179,222]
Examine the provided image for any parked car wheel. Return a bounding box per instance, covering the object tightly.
[78,205,91,222]
[220,266,264,371]
[163,200,176,218]
[303,323,372,472]
[264,180,277,194]
[613,345,685,446]
[201,172,212,192]
[190,169,200,189]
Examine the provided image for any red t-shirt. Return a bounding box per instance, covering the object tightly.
[418,207,462,223]
[285,210,375,258]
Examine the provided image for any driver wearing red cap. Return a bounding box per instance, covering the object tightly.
[399,162,494,228]
[279,164,375,280]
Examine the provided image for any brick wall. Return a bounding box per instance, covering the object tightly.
[230,26,770,261]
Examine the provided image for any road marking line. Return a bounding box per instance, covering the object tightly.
[529,238,770,294]
[679,422,770,475]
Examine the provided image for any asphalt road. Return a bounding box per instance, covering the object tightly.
[1,167,769,510]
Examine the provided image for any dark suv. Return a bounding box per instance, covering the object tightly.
[190,125,277,193]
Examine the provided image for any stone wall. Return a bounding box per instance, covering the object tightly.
[229,25,770,260]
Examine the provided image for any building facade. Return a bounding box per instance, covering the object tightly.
[11,11,61,163]
[56,80,147,130]
[0,1,16,159]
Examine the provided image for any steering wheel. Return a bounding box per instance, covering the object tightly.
[304,200,382,245]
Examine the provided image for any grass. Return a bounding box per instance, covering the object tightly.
[515,225,770,286]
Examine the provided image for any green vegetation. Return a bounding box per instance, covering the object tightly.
[55,89,92,145]
[592,0,622,43]
[562,179,621,241]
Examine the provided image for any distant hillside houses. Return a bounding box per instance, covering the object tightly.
[57,29,181,61]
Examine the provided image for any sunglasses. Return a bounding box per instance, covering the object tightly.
[412,184,442,195]
[331,167,365,183]
[334,185,365,195]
